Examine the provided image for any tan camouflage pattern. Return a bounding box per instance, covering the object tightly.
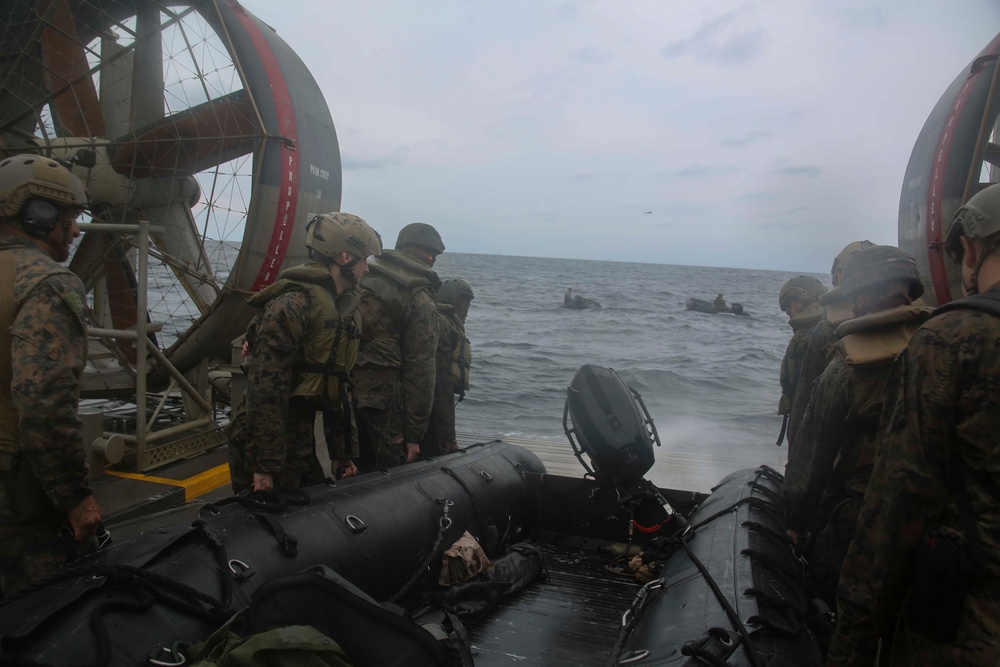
[0,237,92,594]
[228,284,358,493]
[354,250,439,467]
[828,288,1000,666]
[422,305,466,455]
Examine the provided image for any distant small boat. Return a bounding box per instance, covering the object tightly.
[564,295,602,310]
[685,297,749,316]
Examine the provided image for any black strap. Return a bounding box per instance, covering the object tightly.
[255,512,299,557]
[774,413,788,446]
[932,292,1000,319]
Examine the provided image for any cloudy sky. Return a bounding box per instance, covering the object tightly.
[238,0,1000,272]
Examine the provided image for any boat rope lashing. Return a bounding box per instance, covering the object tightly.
[439,465,487,533]
[755,465,784,485]
[387,499,453,605]
[748,480,781,503]
[687,496,775,533]
[674,532,764,667]
[743,614,799,639]
[743,587,804,615]
[739,548,803,594]
[255,513,299,557]
[605,579,664,666]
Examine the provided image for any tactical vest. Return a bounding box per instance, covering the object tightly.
[360,250,439,333]
[0,247,87,467]
[246,264,361,403]
[831,303,934,476]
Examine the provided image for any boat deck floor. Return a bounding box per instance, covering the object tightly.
[469,540,638,666]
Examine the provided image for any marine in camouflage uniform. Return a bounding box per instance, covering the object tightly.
[776,275,827,447]
[228,212,381,493]
[787,241,874,445]
[421,279,473,456]
[781,246,931,608]
[354,223,443,469]
[829,186,1000,666]
[0,155,102,595]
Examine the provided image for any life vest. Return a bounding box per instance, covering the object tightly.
[246,263,361,403]
[831,303,934,476]
[360,250,440,333]
[0,245,87,465]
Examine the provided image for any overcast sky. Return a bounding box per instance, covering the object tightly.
[238,1,1000,272]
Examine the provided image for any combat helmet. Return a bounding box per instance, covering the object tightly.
[831,240,876,285]
[396,222,445,254]
[306,212,381,260]
[839,245,923,300]
[438,279,474,305]
[778,275,827,313]
[0,154,87,236]
[944,183,1000,261]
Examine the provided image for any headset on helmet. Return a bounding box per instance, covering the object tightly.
[305,212,382,260]
[0,154,87,236]
[838,245,923,300]
[438,279,474,305]
[395,223,445,254]
[778,275,827,313]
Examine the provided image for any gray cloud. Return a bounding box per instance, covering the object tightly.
[721,130,773,148]
[771,165,823,177]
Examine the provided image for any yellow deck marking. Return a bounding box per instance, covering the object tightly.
[105,464,231,501]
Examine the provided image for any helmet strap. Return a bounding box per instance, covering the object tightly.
[967,238,1000,295]
[337,254,362,286]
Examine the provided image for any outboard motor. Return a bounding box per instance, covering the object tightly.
[563,364,657,483]
[563,364,685,531]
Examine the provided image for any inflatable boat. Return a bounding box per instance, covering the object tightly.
[0,366,824,666]
[685,298,749,316]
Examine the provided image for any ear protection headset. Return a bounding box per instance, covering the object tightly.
[21,198,62,237]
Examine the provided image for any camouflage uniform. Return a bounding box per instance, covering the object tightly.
[0,237,93,595]
[828,287,1000,666]
[782,304,932,606]
[228,264,360,493]
[354,249,440,469]
[778,303,823,435]
[421,304,469,455]
[787,297,854,445]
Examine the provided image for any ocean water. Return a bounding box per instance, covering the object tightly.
[151,245,820,490]
[433,252,813,488]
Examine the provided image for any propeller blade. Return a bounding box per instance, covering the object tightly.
[109,90,259,178]
[37,0,105,137]
[144,203,220,314]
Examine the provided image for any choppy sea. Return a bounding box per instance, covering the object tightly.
[155,246,823,490]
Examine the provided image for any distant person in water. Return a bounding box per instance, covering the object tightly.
[714,293,726,311]
[564,288,574,307]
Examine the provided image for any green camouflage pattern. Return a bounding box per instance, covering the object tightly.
[354,250,440,466]
[787,317,840,445]
[0,237,92,594]
[783,306,930,606]
[422,305,466,454]
[778,306,821,419]
[229,281,358,493]
[829,289,1000,666]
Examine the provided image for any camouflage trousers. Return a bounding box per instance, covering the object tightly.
[807,494,862,609]
[884,591,1000,666]
[0,500,97,597]
[355,406,408,471]
[353,371,408,471]
[227,404,325,494]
